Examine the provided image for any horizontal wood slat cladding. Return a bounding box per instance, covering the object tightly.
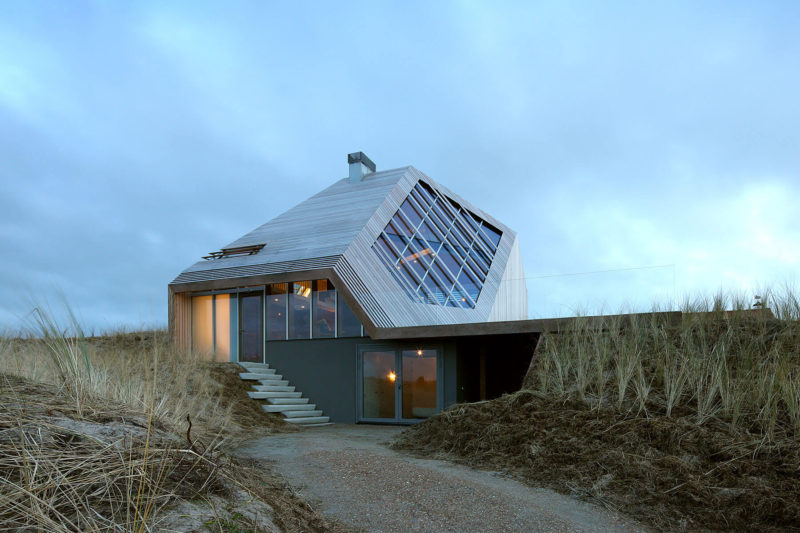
[169,164,527,335]
[178,168,409,275]
[169,291,190,351]
[170,256,340,284]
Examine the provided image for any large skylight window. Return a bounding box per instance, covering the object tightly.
[372,181,502,309]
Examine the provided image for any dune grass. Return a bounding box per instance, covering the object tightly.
[527,287,800,439]
[0,306,325,532]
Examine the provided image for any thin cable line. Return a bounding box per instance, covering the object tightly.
[502,263,676,282]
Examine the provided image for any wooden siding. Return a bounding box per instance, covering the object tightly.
[169,290,191,351]
[488,236,528,321]
[169,165,525,333]
[176,168,408,277]
[171,256,340,285]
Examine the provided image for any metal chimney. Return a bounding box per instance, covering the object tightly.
[348,152,376,183]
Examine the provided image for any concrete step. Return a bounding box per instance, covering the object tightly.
[250,391,302,399]
[238,362,271,370]
[285,416,330,425]
[262,403,316,413]
[268,397,309,405]
[256,379,288,387]
[240,372,278,380]
[256,375,283,382]
[253,385,296,392]
[248,391,303,400]
[284,409,323,418]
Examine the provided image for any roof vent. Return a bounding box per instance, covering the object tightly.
[203,243,265,260]
[348,152,376,183]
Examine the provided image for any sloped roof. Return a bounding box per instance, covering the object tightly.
[170,165,522,331]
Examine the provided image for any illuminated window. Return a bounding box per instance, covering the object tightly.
[191,294,230,361]
[371,182,501,308]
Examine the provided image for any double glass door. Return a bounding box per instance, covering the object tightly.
[359,347,440,423]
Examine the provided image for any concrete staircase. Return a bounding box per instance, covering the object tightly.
[237,362,331,426]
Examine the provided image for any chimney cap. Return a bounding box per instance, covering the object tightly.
[347,152,376,172]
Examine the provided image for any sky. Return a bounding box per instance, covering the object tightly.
[1,1,798,332]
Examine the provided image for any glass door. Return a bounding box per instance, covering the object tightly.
[361,350,396,419]
[359,347,440,423]
[239,292,263,363]
[401,350,438,420]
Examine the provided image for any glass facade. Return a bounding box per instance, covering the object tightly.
[265,279,364,341]
[372,181,502,308]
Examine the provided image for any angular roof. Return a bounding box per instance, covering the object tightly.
[170,165,526,332]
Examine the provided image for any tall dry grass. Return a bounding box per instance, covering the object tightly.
[0,306,254,531]
[1,307,239,436]
[526,287,800,439]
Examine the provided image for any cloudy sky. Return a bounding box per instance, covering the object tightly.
[1,1,798,331]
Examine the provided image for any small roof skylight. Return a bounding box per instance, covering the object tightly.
[203,243,265,260]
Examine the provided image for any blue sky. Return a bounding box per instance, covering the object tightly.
[1,1,798,331]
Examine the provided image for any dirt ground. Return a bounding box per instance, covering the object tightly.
[234,424,647,533]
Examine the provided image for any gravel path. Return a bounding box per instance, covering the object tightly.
[235,424,647,533]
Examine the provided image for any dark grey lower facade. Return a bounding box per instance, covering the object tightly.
[264,333,536,424]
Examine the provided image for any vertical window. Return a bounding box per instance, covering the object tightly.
[191,295,213,360]
[313,279,336,338]
[288,281,311,339]
[214,294,230,359]
[337,294,362,337]
[267,283,287,340]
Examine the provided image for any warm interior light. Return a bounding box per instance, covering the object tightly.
[403,248,434,262]
[303,287,311,297]
[387,371,396,382]
[417,349,423,356]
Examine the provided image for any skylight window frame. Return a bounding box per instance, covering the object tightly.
[371,181,503,310]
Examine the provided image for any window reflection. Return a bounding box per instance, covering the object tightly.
[371,181,503,308]
[288,281,311,339]
[267,283,287,340]
[313,279,335,338]
[337,294,362,337]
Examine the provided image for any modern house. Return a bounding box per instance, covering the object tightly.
[169,153,536,424]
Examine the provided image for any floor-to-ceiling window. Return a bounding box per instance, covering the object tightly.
[337,293,363,338]
[313,279,336,338]
[267,283,287,340]
[190,293,231,361]
[288,281,312,339]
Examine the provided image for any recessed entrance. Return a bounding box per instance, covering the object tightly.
[358,346,441,423]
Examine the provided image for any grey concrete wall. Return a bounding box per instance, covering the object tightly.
[266,338,362,424]
[265,337,462,424]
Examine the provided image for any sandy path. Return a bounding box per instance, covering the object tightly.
[235,424,647,533]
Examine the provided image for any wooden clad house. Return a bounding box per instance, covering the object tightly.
[169,153,533,424]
